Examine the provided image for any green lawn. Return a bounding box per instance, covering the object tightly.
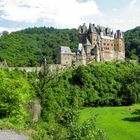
[79,104,140,140]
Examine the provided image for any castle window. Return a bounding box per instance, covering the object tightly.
[104,47,109,50]
[91,48,95,55]
[107,43,109,46]
[104,43,106,46]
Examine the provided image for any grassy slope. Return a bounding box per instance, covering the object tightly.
[79,104,140,140]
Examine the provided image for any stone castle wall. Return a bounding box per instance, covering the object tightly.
[0,64,67,73]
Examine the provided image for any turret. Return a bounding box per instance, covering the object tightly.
[114,30,125,52]
[78,23,88,44]
[114,30,125,61]
[76,43,86,65]
[88,23,97,45]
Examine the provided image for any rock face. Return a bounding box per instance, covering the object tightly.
[0,130,29,140]
[32,98,42,123]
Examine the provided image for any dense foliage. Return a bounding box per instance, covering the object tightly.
[0,58,140,139]
[0,67,107,139]
[32,62,139,139]
[0,27,78,66]
[0,59,140,139]
[124,26,140,61]
[0,69,35,129]
[40,62,140,114]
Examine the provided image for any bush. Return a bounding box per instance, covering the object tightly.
[0,69,35,129]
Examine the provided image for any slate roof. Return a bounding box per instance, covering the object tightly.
[85,38,91,45]
[82,37,91,45]
[60,46,72,54]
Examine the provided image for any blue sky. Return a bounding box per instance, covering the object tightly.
[0,0,140,32]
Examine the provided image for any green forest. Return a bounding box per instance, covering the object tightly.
[0,27,78,66]
[0,26,140,66]
[124,26,140,61]
[0,62,140,139]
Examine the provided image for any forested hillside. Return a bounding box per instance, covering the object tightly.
[0,26,140,66]
[40,62,140,108]
[0,27,78,66]
[124,26,140,61]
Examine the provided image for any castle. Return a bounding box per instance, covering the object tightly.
[0,23,125,73]
[57,23,125,66]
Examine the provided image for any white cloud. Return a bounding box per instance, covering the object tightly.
[0,0,139,31]
[128,0,137,9]
[0,26,21,33]
[95,0,140,31]
[118,0,140,30]
[0,0,102,28]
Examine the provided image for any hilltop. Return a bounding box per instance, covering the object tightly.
[0,27,78,66]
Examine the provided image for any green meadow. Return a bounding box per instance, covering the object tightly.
[79,104,140,140]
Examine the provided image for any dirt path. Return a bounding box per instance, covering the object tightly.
[0,130,29,140]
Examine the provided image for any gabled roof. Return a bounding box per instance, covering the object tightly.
[60,46,72,54]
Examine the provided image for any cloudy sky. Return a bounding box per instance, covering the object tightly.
[0,0,140,32]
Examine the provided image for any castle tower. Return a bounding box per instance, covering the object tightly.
[78,23,88,44]
[114,30,125,61]
[88,23,98,46]
[83,37,92,62]
[78,23,95,63]
[95,35,102,62]
[57,46,73,66]
[76,43,86,65]
[96,26,115,62]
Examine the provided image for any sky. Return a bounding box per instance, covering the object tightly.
[0,0,140,32]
